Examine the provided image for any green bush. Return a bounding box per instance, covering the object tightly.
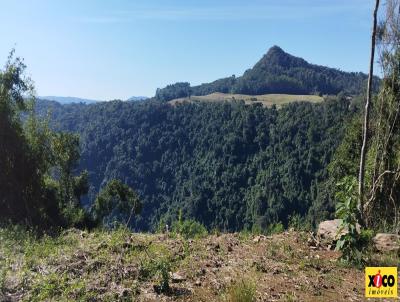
[266,222,284,235]
[288,214,311,231]
[172,211,207,239]
[250,223,262,235]
[61,204,89,228]
[335,176,370,266]
[156,259,171,294]
[139,258,171,294]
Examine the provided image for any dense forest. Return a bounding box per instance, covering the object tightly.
[2,41,397,239]
[36,95,359,231]
[155,46,378,102]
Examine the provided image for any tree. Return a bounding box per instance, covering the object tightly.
[52,132,81,205]
[0,51,56,227]
[40,95,351,231]
[358,0,380,224]
[155,82,191,102]
[92,180,142,227]
[0,51,90,229]
[364,0,400,229]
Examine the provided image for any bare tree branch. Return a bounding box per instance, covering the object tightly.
[358,0,380,224]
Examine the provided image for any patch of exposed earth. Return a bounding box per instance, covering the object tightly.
[0,228,398,301]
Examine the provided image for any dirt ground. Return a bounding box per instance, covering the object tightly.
[1,228,398,301]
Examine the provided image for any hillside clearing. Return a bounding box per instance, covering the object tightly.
[169,92,324,108]
[1,228,397,302]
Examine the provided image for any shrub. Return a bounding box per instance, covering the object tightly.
[156,259,170,294]
[139,257,171,294]
[335,176,371,266]
[288,214,311,231]
[266,222,284,235]
[250,223,262,235]
[172,211,207,239]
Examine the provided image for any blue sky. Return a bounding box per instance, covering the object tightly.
[0,0,375,100]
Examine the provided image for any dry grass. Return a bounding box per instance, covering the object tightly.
[0,228,395,301]
[170,92,323,108]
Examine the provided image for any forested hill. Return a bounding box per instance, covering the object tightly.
[155,46,377,102]
[37,96,357,231]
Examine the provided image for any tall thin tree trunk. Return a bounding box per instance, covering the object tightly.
[358,0,380,224]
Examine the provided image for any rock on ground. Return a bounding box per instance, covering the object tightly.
[317,219,344,241]
[373,233,400,252]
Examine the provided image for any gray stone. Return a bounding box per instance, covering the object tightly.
[170,272,186,283]
[317,219,345,241]
[373,233,400,252]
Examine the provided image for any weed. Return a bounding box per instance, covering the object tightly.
[0,266,6,293]
[138,258,155,281]
[282,291,297,301]
[156,259,171,294]
[288,214,311,232]
[282,243,295,258]
[369,251,400,267]
[131,280,140,296]
[325,272,343,286]
[335,176,370,266]
[251,223,263,235]
[139,257,171,294]
[238,229,252,242]
[211,228,221,236]
[225,279,256,302]
[108,226,131,252]
[29,273,69,301]
[182,240,191,259]
[266,242,280,258]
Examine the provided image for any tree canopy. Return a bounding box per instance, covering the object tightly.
[37,94,356,231]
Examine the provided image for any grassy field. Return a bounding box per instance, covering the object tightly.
[1,227,397,301]
[170,92,324,108]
